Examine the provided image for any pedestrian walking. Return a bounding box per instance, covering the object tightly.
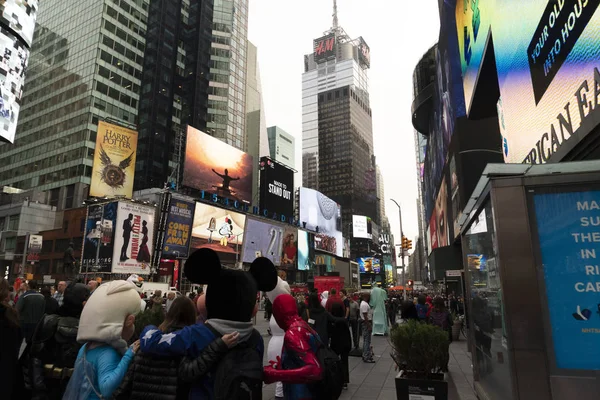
[360,292,375,363]
[16,281,46,343]
[330,301,351,390]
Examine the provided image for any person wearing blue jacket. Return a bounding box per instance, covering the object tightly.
[68,280,142,399]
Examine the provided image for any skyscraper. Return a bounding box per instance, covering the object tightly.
[135,0,213,190]
[0,0,149,209]
[267,126,295,170]
[301,5,370,190]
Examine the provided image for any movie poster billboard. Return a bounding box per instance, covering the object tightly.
[26,234,41,262]
[112,202,155,275]
[0,26,28,144]
[90,121,138,198]
[162,198,195,258]
[242,218,285,265]
[299,188,343,257]
[81,202,117,273]
[190,202,246,262]
[183,126,253,203]
[259,157,294,218]
[280,226,298,270]
[0,0,38,47]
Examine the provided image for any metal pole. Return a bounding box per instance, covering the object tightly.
[390,199,406,300]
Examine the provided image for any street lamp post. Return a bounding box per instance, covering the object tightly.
[390,199,406,300]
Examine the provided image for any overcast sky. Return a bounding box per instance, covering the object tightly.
[248,0,440,246]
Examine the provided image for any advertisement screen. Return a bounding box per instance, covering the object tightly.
[112,202,155,275]
[82,202,117,273]
[352,215,371,239]
[429,175,449,249]
[532,189,600,370]
[315,254,336,273]
[183,126,253,203]
[162,198,195,258]
[297,230,314,271]
[90,121,138,198]
[190,202,246,261]
[280,226,298,270]
[259,157,294,218]
[299,188,343,257]
[242,218,285,265]
[358,36,371,68]
[0,0,38,47]
[358,257,381,274]
[0,27,28,144]
[314,33,336,63]
[456,0,600,164]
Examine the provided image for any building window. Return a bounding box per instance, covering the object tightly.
[8,215,19,231]
[4,237,16,251]
[63,220,69,234]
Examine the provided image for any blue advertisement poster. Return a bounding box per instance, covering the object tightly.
[533,190,600,370]
[163,199,194,258]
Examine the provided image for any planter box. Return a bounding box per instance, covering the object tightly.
[395,371,448,400]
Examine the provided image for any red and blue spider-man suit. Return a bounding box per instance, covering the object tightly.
[264,294,322,400]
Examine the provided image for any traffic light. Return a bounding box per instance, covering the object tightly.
[407,280,413,287]
[401,236,409,249]
[407,240,413,250]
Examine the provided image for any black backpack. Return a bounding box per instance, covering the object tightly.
[213,329,263,400]
[309,330,344,400]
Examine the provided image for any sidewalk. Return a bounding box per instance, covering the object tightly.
[256,317,478,400]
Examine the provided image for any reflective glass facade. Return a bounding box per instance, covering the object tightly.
[0,0,148,209]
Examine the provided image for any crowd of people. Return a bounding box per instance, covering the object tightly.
[1,250,466,400]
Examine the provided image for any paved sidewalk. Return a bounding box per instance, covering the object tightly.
[256,317,478,400]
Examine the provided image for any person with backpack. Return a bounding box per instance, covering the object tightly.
[329,301,351,390]
[304,292,346,347]
[265,293,337,400]
[415,295,429,322]
[429,296,453,342]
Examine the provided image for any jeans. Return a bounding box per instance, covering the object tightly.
[361,320,373,361]
[349,319,359,348]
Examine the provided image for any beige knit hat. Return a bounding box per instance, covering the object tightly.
[77,280,141,353]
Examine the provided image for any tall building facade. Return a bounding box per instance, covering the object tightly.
[267,126,295,170]
[0,0,149,210]
[207,0,249,151]
[135,0,213,190]
[301,23,370,190]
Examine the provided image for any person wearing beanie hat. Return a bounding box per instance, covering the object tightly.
[265,276,291,399]
[140,248,277,399]
[66,280,141,399]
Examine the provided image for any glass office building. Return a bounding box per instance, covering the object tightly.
[0,0,149,209]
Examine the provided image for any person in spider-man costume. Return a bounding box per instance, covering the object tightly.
[264,294,322,400]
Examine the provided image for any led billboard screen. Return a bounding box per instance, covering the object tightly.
[456,0,600,164]
[0,26,28,144]
[190,202,246,261]
[352,215,371,239]
[358,257,381,274]
[112,202,155,275]
[297,230,314,271]
[280,226,298,270]
[162,198,195,258]
[314,33,336,63]
[242,217,285,266]
[183,126,253,203]
[358,36,371,68]
[299,188,343,257]
[259,157,294,218]
[90,121,137,198]
[0,0,38,47]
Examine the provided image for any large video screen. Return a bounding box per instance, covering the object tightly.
[456,0,600,164]
[352,215,371,239]
[358,257,381,274]
[190,202,246,261]
[0,26,28,144]
[259,157,294,218]
[299,188,343,257]
[297,230,314,271]
[242,217,285,266]
[0,0,38,47]
[183,126,254,203]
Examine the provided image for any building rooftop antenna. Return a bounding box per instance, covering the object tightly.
[333,0,339,30]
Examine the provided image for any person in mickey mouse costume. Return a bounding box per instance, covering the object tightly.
[139,248,277,399]
[265,274,291,398]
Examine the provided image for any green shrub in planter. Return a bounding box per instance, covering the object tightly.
[134,305,165,339]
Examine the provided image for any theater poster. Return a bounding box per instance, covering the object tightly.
[112,202,155,275]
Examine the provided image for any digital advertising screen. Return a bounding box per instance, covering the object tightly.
[190,202,246,261]
[259,157,294,218]
[352,215,371,239]
[357,36,371,68]
[456,0,600,164]
[0,0,38,47]
[112,202,155,275]
[162,198,195,258]
[299,188,343,257]
[0,26,28,144]
[314,33,336,63]
[242,217,285,266]
[297,230,314,271]
[357,257,381,274]
[183,126,254,203]
[280,226,298,270]
[81,202,117,274]
[90,121,137,198]
[532,189,600,370]
[429,174,449,250]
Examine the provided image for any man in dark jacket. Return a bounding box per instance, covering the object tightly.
[16,281,46,342]
[24,283,90,400]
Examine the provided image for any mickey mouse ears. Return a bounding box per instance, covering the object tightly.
[249,257,278,292]
[184,248,222,284]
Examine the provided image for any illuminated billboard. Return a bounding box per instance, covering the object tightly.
[90,121,137,198]
[162,198,195,258]
[314,33,336,63]
[357,36,371,68]
[352,215,371,239]
[297,230,314,271]
[0,26,28,144]
[112,202,155,275]
[0,0,38,47]
[190,202,246,261]
[357,257,381,274]
[299,188,343,257]
[242,217,285,266]
[456,0,600,164]
[183,126,253,203]
[259,157,294,218]
[81,202,117,274]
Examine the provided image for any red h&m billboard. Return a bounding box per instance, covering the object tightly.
[314,34,336,63]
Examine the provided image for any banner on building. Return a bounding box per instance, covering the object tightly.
[112,202,155,275]
[81,202,117,273]
[26,234,42,262]
[90,121,138,199]
[162,198,195,258]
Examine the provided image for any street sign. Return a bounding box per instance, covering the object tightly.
[446,270,462,277]
[414,281,423,285]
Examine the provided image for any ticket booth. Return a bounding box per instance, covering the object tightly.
[459,162,600,400]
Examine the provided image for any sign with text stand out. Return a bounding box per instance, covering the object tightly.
[532,189,600,370]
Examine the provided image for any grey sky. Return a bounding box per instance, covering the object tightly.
[248,0,440,246]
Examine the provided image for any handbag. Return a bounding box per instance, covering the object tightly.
[62,344,104,400]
